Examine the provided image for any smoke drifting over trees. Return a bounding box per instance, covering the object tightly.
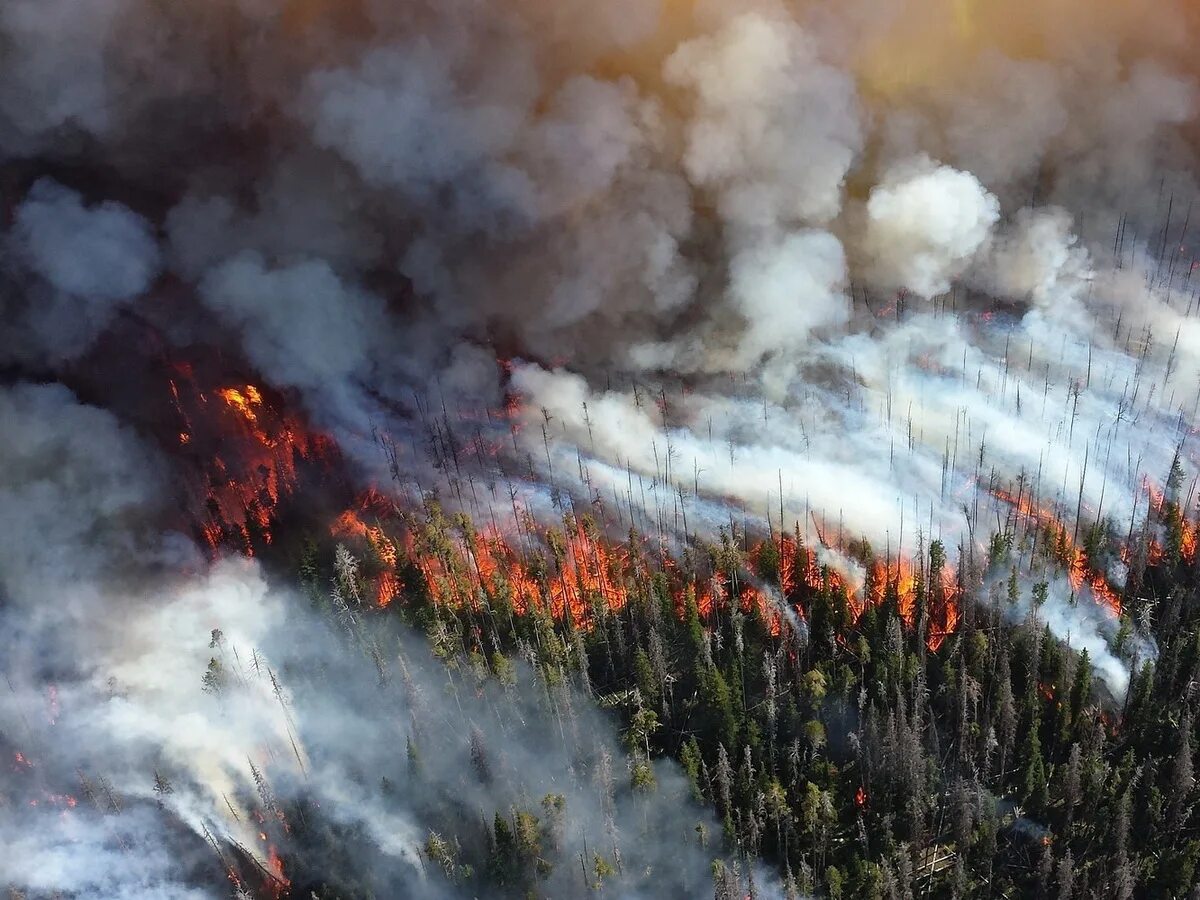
[4,0,1200,896]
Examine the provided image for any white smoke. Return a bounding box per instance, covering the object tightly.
[976,206,1093,312]
[862,157,1000,298]
[664,10,862,230]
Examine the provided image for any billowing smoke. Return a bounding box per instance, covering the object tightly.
[2,0,1200,894]
[2,180,161,363]
[862,157,999,298]
[974,206,1092,311]
[198,253,394,430]
[663,10,860,230]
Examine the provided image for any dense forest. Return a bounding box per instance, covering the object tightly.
[265,454,1200,900]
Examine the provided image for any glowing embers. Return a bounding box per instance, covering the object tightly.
[266,844,290,897]
[169,367,335,557]
[7,750,80,816]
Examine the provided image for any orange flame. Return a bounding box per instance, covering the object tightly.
[331,505,405,606]
[266,844,289,897]
[402,519,631,627]
[170,371,334,557]
[1146,478,1198,565]
[739,587,783,637]
[861,555,959,651]
[991,487,1122,617]
[217,385,264,426]
[354,512,957,652]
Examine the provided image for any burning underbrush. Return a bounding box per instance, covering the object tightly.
[101,329,1161,684]
[167,365,341,558]
[325,492,963,655]
[154,357,1185,671]
[989,485,1125,618]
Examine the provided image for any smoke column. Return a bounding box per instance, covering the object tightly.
[3,0,1200,894]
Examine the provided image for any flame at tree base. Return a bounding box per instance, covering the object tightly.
[330,497,965,654]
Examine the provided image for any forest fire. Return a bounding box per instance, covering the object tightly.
[926,582,962,653]
[266,845,290,897]
[156,345,1200,676]
[333,495,640,628]
[1146,478,1199,565]
[405,516,630,627]
[167,365,336,557]
[868,556,961,652]
[696,573,786,637]
[330,494,785,637]
[148,352,1160,671]
[324,494,964,653]
[12,0,1200,894]
[990,487,1123,617]
[218,385,265,427]
[159,354,1184,672]
[756,534,960,651]
[332,502,404,607]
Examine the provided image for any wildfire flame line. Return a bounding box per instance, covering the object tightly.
[989,486,1123,617]
[331,504,961,651]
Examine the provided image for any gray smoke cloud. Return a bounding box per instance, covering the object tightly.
[14,180,160,303]
[1,180,161,363]
[198,252,393,430]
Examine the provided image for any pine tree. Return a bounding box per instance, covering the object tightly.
[1021,705,1049,814]
[1056,849,1074,900]
[1062,743,1082,831]
[470,726,492,784]
[1068,649,1092,740]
